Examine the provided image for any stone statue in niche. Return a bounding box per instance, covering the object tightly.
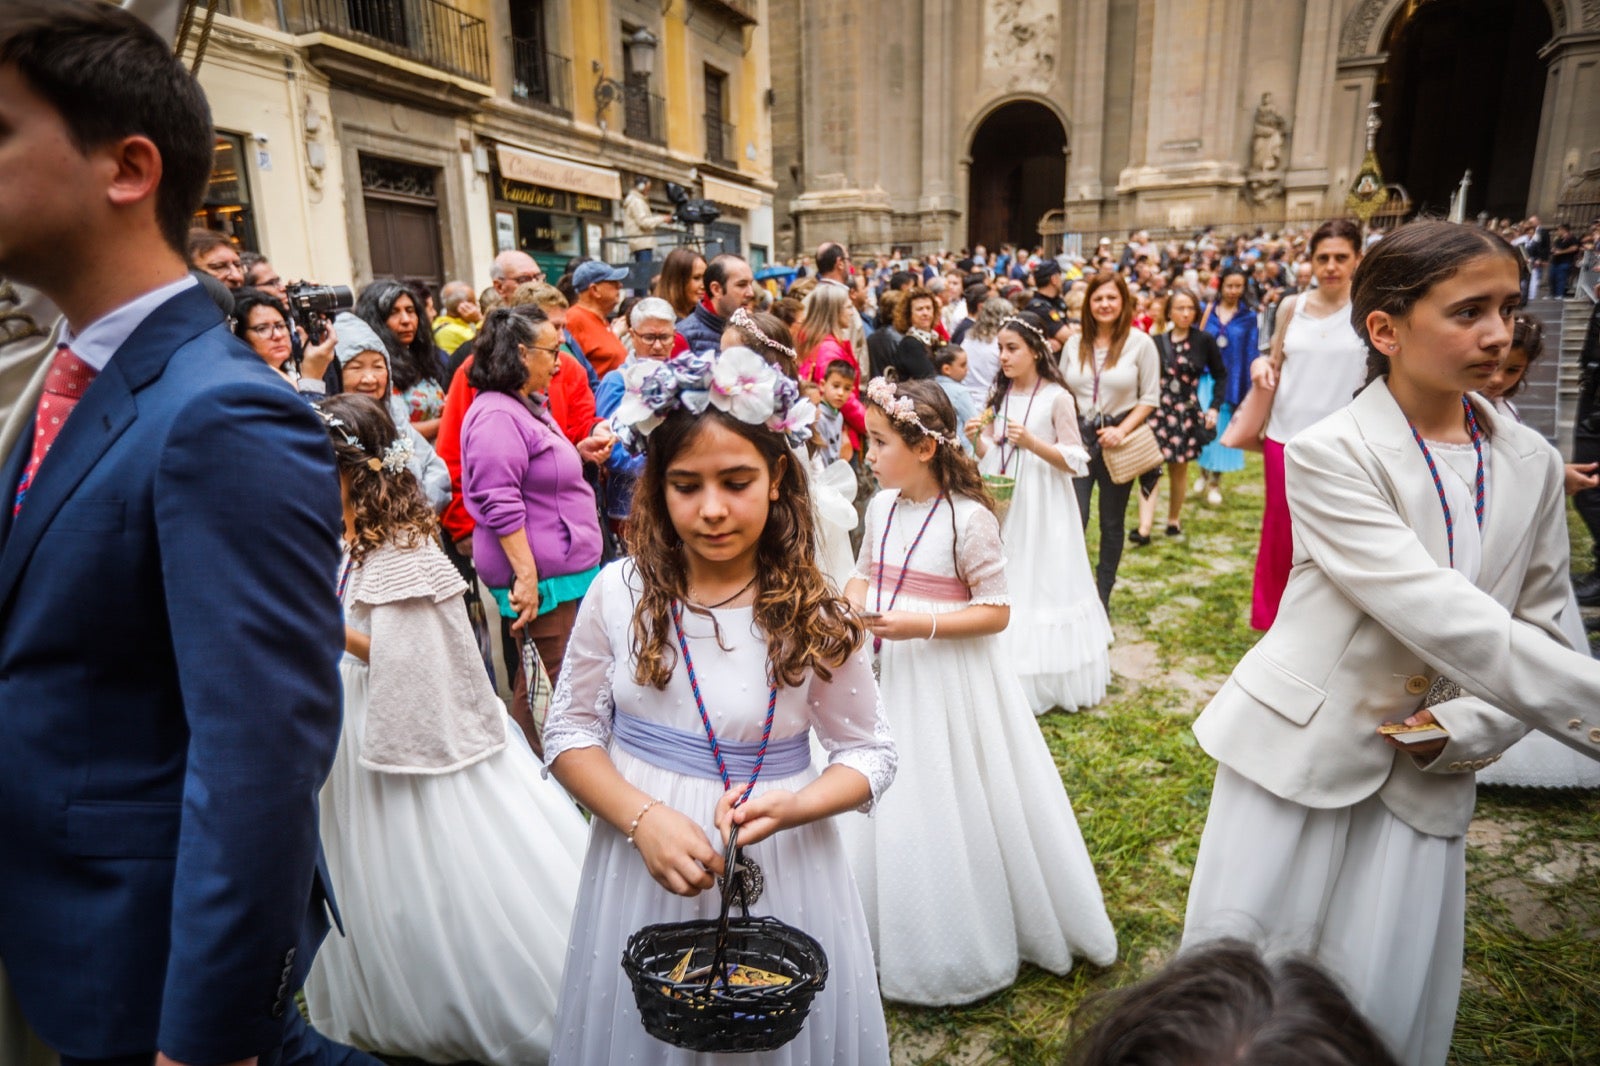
[984,0,1057,86]
[1251,93,1288,173]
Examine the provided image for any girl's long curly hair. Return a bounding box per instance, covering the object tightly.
[316,393,437,563]
[624,406,864,690]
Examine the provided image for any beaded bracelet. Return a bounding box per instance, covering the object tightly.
[626,798,663,848]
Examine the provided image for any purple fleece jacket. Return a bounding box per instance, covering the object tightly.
[460,390,602,589]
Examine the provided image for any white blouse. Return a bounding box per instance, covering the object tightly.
[1060,328,1161,419]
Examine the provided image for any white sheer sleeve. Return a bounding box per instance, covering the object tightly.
[541,573,617,772]
[1049,390,1091,476]
[807,642,897,812]
[851,494,878,585]
[958,506,1010,606]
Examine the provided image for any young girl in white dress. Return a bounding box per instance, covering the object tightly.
[966,311,1112,714]
[302,394,588,1065]
[1182,221,1600,1066]
[543,348,897,1065]
[843,377,1117,1006]
[1475,313,1600,789]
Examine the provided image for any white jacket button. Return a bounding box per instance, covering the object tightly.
[1404,675,1429,695]
[1589,727,1600,744]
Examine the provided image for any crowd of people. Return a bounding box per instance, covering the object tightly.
[6,6,1600,1066]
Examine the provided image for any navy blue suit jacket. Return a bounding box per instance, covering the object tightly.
[0,285,346,1062]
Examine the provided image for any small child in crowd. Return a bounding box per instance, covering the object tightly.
[933,344,978,455]
[817,357,857,464]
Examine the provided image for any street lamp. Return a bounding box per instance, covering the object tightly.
[594,28,659,128]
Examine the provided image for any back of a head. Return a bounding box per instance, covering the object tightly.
[1063,942,1399,1066]
[1,0,214,256]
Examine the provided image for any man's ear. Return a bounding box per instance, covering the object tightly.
[102,135,164,211]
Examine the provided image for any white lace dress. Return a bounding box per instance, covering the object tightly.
[977,381,1112,713]
[304,543,589,1064]
[842,491,1117,1005]
[542,562,897,1065]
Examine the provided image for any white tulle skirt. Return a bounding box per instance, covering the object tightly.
[984,450,1112,714]
[305,656,589,1065]
[1183,766,1464,1066]
[841,594,1117,1005]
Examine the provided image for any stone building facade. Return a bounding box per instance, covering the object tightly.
[769,0,1600,257]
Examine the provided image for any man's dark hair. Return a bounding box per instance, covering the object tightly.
[0,0,215,255]
[963,283,988,314]
[704,254,748,299]
[888,270,914,291]
[187,228,233,266]
[817,242,847,276]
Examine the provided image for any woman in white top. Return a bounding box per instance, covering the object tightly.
[1248,220,1366,630]
[1059,272,1162,609]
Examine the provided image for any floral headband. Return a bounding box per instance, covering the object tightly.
[316,408,414,475]
[728,306,798,363]
[864,377,962,449]
[1000,316,1049,347]
[612,347,817,451]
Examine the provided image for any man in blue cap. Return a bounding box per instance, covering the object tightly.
[566,260,630,379]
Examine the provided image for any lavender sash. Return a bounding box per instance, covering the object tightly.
[612,710,811,781]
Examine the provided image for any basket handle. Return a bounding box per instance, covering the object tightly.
[706,823,751,986]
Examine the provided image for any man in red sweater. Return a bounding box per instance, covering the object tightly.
[564,260,629,379]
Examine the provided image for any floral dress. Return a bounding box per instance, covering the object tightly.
[1152,330,1223,464]
[400,377,446,425]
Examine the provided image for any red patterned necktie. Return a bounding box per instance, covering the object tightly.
[12,343,98,516]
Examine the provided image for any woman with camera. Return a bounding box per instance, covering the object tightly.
[231,286,338,393]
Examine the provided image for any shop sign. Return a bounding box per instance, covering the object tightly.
[495,144,620,201]
[498,178,563,209]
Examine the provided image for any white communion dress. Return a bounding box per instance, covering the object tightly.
[542,561,897,1065]
[304,542,589,1065]
[842,490,1118,1005]
[977,380,1112,713]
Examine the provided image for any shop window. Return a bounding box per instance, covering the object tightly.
[195,132,258,251]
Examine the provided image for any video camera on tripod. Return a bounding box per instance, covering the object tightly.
[285,282,353,346]
[663,182,721,238]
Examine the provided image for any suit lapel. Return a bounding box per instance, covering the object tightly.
[1475,397,1542,602]
[1350,380,1454,569]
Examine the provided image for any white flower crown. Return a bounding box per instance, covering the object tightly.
[864,377,962,449]
[612,347,818,451]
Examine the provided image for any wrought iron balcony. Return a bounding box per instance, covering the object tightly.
[510,39,572,116]
[694,0,758,26]
[293,0,490,83]
[704,113,736,168]
[623,86,667,147]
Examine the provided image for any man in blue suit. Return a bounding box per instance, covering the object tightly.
[0,5,378,1065]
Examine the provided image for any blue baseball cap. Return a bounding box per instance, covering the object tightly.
[573,260,630,291]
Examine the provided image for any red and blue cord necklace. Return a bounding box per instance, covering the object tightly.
[670,600,777,809]
[1406,396,1485,568]
[873,493,946,653]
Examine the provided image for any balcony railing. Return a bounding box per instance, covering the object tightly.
[509,39,572,116]
[623,86,667,146]
[695,0,758,26]
[704,113,736,167]
[293,0,490,83]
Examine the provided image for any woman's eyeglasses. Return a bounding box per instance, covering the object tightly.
[247,321,291,338]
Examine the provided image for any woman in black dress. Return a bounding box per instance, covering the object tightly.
[1133,287,1225,541]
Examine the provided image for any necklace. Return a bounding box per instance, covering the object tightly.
[688,573,756,610]
[670,601,776,904]
[336,555,355,602]
[997,381,1040,474]
[1406,396,1485,568]
[873,493,946,653]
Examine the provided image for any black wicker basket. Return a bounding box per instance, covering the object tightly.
[621,826,829,1053]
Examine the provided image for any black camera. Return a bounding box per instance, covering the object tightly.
[285,282,353,346]
[663,181,721,227]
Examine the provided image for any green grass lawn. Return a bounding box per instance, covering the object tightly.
[885,454,1600,1065]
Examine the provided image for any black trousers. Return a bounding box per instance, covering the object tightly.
[1574,420,1600,569]
[1074,451,1134,606]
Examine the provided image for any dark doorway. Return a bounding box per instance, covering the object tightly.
[1375,0,1552,219]
[967,101,1066,251]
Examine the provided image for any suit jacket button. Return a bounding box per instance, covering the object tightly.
[1571,719,1584,730]
[1589,727,1600,744]
[1404,675,1429,695]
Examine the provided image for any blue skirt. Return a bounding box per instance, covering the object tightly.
[1197,376,1245,473]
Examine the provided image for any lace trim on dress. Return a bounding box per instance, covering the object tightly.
[823,690,897,814]
[540,657,616,775]
[346,542,469,606]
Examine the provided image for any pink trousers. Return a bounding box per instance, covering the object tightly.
[1251,437,1292,631]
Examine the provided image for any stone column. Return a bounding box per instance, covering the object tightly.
[1065,0,1111,229]
[1283,0,1340,214]
[1528,30,1600,215]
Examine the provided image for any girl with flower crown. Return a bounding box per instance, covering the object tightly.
[543,347,897,1064]
[302,394,587,1065]
[965,310,1113,714]
[843,377,1116,1006]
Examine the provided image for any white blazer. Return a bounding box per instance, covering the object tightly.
[1194,378,1600,837]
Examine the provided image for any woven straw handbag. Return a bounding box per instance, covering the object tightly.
[1102,422,1165,485]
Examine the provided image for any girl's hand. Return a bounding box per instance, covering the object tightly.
[715,788,801,849]
[1564,462,1599,496]
[631,804,725,896]
[1203,408,1219,430]
[1004,421,1032,447]
[865,610,935,642]
[1378,709,1448,762]
[1097,424,1126,449]
[963,416,986,441]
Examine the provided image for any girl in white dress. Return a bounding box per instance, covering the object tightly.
[544,348,897,1065]
[843,377,1117,1006]
[302,394,588,1065]
[1182,221,1600,1066]
[965,311,1112,714]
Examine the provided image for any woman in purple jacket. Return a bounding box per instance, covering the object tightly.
[461,307,613,742]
